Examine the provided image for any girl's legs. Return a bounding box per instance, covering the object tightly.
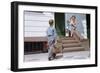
[69,30,71,37]
[71,29,74,37]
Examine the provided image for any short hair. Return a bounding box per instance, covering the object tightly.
[71,15,76,19]
[70,15,76,22]
[49,19,54,26]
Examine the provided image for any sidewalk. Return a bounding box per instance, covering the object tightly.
[24,51,90,62]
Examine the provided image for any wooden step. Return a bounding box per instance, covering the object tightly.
[63,46,84,52]
[63,43,81,48]
[62,40,79,43]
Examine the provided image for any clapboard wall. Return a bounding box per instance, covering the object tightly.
[24,11,54,37]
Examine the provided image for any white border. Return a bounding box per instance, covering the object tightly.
[18,5,96,68]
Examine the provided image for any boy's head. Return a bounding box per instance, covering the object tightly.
[49,19,54,26]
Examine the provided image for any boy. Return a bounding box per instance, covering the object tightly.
[47,19,57,61]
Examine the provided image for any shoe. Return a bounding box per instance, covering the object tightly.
[53,53,56,58]
[48,57,54,61]
[48,57,52,61]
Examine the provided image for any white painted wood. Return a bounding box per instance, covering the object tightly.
[25,21,49,27]
[24,27,48,32]
[24,11,54,37]
[82,20,87,39]
[25,32,46,37]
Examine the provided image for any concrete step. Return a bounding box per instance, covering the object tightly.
[61,37,75,40]
[62,40,79,43]
[63,46,84,52]
[63,43,81,48]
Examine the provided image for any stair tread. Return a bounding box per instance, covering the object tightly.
[61,37,75,40]
[62,40,79,43]
[64,46,84,49]
[63,46,84,51]
[63,43,81,47]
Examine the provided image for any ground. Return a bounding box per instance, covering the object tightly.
[24,51,90,62]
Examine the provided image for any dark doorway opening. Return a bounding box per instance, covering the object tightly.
[55,13,65,37]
